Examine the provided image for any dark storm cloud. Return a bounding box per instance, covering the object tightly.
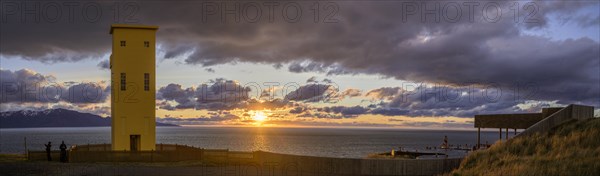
[296,78,359,101]
[157,112,241,125]
[528,0,594,28]
[156,83,196,109]
[63,82,110,104]
[2,1,598,112]
[0,1,117,62]
[153,1,598,108]
[156,79,252,111]
[0,69,110,104]
[297,105,405,118]
[306,76,318,83]
[283,84,336,102]
[289,106,307,114]
[370,108,410,116]
[205,68,215,73]
[364,85,551,117]
[575,15,600,28]
[97,60,110,70]
[156,78,294,111]
[196,79,251,104]
[243,98,289,110]
[299,112,345,119]
[319,105,369,118]
[156,79,351,112]
[289,62,328,74]
[288,62,353,75]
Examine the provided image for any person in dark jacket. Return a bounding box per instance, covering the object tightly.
[44,142,52,161]
[59,141,67,163]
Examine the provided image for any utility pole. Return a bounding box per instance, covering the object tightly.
[24,137,28,154]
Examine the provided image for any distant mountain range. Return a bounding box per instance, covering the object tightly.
[0,108,178,128]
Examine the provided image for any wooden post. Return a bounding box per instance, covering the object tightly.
[499,128,502,141]
[514,128,517,135]
[24,137,27,154]
[477,128,481,149]
[506,128,509,140]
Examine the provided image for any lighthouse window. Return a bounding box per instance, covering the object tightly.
[120,73,126,91]
[120,41,126,47]
[144,73,150,91]
[144,41,150,47]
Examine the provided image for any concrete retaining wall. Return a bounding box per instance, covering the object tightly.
[245,151,462,175]
[571,105,594,121]
[518,105,594,137]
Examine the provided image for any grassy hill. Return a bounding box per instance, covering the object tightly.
[452,118,600,175]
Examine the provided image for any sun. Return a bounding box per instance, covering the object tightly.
[252,111,268,122]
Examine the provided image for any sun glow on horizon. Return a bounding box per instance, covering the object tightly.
[251,111,268,124]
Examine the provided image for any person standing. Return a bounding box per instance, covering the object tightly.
[59,141,67,163]
[44,142,52,161]
[442,135,449,149]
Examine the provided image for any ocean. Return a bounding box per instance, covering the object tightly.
[0,126,502,158]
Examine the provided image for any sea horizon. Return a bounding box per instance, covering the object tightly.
[1,126,502,158]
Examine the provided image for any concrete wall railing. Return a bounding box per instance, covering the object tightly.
[517,104,594,137]
[253,151,462,175]
[571,105,595,121]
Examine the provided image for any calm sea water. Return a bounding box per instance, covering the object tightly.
[0,126,502,158]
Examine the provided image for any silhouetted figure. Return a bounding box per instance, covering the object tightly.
[44,142,52,161]
[59,141,67,163]
[442,135,449,149]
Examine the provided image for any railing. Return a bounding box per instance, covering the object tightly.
[66,144,254,162]
[27,151,62,161]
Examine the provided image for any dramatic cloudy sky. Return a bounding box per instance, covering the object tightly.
[1,0,599,128]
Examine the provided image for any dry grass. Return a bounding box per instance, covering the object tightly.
[452,118,600,176]
[0,153,27,162]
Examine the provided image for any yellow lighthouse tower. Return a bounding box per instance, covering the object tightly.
[110,24,158,151]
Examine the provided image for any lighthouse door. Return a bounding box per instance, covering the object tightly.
[130,135,141,151]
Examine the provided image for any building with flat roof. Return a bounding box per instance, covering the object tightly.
[474,104,594,149]
[110,24,159,151]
